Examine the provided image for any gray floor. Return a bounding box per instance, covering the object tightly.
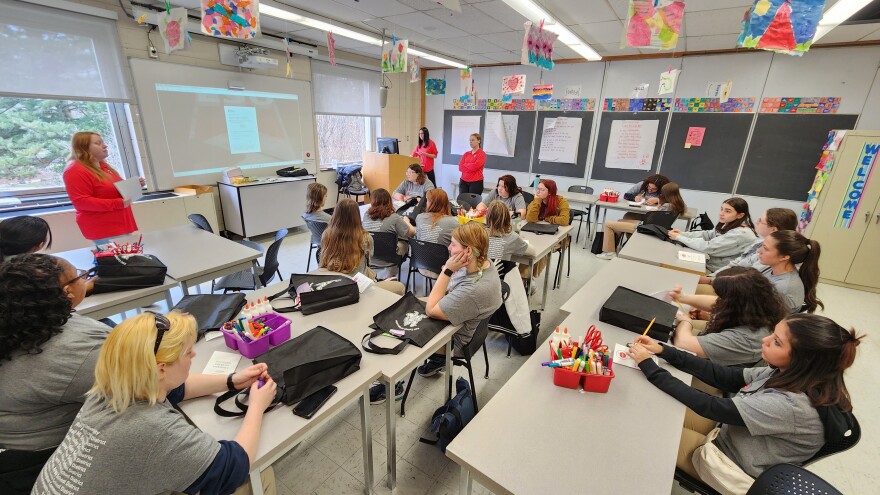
[178,226,877,495]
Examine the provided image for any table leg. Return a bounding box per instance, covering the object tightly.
[164,291,174,312]
[249,468,264,495]
[359,389,373,494]
[540,257,551,311]
[179,281,190,296]
[458,466,473,495]
[446,340,453,401]
[252,260,263,288]
[385,377,396,490]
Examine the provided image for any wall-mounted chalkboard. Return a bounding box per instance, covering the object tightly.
[591,112,669,183]
[660,113,755,193]
[484,111,536,173]
[531,111,593,178]
[736,113,859,201]
[442,110,485,165]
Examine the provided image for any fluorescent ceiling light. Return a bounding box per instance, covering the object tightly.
[259,2,467,68]
[813,0,874,41]
[501,0,601,61]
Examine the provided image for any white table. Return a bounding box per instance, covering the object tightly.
[619,232,708,276]
[218,176,315,238]
[511,224,573,311]
[448,258,699,494]
[591,200,699,243]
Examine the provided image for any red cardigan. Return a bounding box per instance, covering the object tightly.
[458,148,486,182]
[63,161,138,240]
[411,140,438,172]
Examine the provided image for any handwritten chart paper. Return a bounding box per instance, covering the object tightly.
[685,127,706,148]
[450,115,481,155]
[606,120,659,170]
[484,112,519,157]
[538,117,582,164]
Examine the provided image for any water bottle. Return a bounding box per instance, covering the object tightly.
[532,174,541,188]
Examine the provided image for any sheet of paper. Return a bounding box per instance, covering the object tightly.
[706,80,732,102]
[483,112,519,157]
[685,127,706,148]
[612,343,657,370]
[631,83,649,99]
[204,330,224,341]
[203,351,241,375]
[605,120,659,170]
[114,177,143,202]
[564,85,582,98]
[678,251,707,264]
[538,117,582,164]
[658,69,680,95]
[501,74,526,95]
[351,272,374,293]
[450,115,481,155]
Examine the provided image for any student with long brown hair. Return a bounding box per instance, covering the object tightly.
[302,183,331,223]
[623,173,670,205]
[414,188,459,246]
[485,200,534,261]
[596,182,687,260]
[63,132,144,242]
[758,231,823,313]
[363,188,415,255]
[669,197,757,273]
[628,313,861,493]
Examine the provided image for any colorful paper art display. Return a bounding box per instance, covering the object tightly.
[502,75,526,95]
[604,98,672,112]
[835,142,879,228]
[674,98,757,113]
[532,84,553,101]
[684,127,706,148]
[738,0,826,56]
[409,57,420,83]
[425,78,446,96]
[158,7,188,54]
[658,69,680,95]
[706,81,732,102]
[382,38,408,73]
[522,21,558,70]
[327,32,336,67]
[537,99,595,112]
[485,99,535,111]
[624,0,685,50]
[760,97,840,113]
[283,37,293,77]
[201,0,260,40]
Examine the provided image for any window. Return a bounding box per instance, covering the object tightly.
[315,115,381,166]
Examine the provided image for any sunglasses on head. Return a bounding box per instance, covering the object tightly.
[147,311,172,354]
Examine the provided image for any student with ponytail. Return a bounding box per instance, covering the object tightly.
[628,313,861,493]
[758,230,823,313]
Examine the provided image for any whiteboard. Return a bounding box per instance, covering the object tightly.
[130,59,316,189]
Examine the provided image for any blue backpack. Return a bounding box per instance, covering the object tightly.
[420,378,476,452]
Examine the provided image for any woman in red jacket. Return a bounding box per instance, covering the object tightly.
[458,133,486,195]
[63,132,144,242]
[412,127,438,186]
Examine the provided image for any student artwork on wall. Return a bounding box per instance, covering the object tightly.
[409,57,420,83]
[706,81,732,102]
[460,68,473,98]
[158,7,188,54]
[425,78,446,95]
[738,0,826,56]
[382,38,408,73]
[327,32,337,67]
[624,0,685,50]
[606,120,660,170]
[658,69,680,95]
[564,85,582,98]
[502,75,526,95]
[201,0,260,40]
[522,21,558,70]
[532,84,553,100]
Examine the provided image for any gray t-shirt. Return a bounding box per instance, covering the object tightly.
[394,178,435,198]
[488,232,529,261]
[439,263,502,350]
[715,367,824,478]
[678,227,758,273]
[363,212,410,238]
[696,325,771,366]
[482,190,527,213]
[415,214,459,246]
[303,210,332,224]
[0,314,110,450]
[763,268,805,313]
[33,395,220,494]
[711,238,766,276]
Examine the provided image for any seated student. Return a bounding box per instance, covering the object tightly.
[485,200,534,261]
[668,197,758,273]
[623,173,670,205]
[302,183,332,223]
[669,267,788,366]
[393,163,435,202]
[628,313,861,494]
[476,175,527,218]
[0,215,52,262]
[524,179,570,278]
[363,188,415,258]
[757,230,823,313]
[417,222,503,377]
[596,182,687,260]
[32,312,278,495]
[0,255,110,492]
[415,188,459,246]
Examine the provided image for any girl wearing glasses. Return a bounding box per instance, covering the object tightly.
[0,254,108,492]
[33,311,278,495]
[393,163,435,202]
[524,179,570,278]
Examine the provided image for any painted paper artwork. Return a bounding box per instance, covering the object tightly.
[658,69,680,95]
[460,68,472,97]
[327,32,336,66]
[382,39,408,73]
[532,84,553,101]
[201,0,260,40]
[158,7,187,54]
[425,78,446,96]
[625,0,685,50]
[738,0,827,56]
[409,57,420,83]
[502,75,526,95]
[521,21,558,70]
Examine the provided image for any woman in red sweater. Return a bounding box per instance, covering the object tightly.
[458,133,486,195]
[412,127,438,186]
[63,132,144,242]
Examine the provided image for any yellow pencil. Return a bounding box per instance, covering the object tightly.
[642,317,656,336]
[674,299,687,313]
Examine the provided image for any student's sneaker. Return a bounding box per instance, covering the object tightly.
[595,252,616,260]
[417,356,446,377]
[368,381,405,405]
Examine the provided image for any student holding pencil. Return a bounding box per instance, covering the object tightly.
[668,198,757,273]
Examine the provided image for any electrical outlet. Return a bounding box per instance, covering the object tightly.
[149,46,158,59]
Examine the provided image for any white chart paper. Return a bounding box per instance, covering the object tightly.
[537,117,582,164]
[450,115,481,155]
[605,120,659,170]
[483,112,519,157]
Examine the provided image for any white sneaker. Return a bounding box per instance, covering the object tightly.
[595,252,616,260]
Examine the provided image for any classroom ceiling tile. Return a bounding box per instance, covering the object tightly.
[817,23,880,43]
[259,17,312,34]
[328,0,416,18]
[420,39,477,59]
[480,51,522,63]
[474,1,531,31]
[684,0,753,12]
[268,0,376,24]
[571,20,625,45]
[441,35,507,54]
[463,54,499,65]
[291,28,372,49]
[862,27,880,40]
[477,31,526,50]
[424,5,511,34]
[684,7,749,37]
[607,0,630,20]
[552,44,581,60]
[686,34,739,51]
[360,18,431,43]
[594,43,641,57]
[381,11,471,39]
[535,0,618,25]
[398,0,445,10]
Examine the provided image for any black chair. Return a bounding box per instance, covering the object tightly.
[567,185,594,244]
[0,447,56,495]
[521,190,534,205]
[487,277,521,358]
[368,231,406,278]
[617,211,680,251]
[212,229,287,292]
[746,464,843,495]
[302,218,328,272]
[456,192,482,210]
[405,238,448,295]
[187,213,264,253]
[335,165,369,204]
[399,316,491,417]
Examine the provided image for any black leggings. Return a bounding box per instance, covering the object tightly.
[425,169,436,187]
[459,179,484,195]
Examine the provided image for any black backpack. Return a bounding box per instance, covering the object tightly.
[636,224,687,247]
[420,378,476,452]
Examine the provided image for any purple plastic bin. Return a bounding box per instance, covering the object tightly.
[222,312,292,359]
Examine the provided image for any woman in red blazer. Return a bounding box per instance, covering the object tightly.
[458,133,486,196]
[63,132,144,242]
[412,127,438,186]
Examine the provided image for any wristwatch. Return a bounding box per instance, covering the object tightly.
[443,268,454,277]
[226,372,236,391]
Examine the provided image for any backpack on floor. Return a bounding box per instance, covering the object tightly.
[511,310,541,356]
[420,378,475,452]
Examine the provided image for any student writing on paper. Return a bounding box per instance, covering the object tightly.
[0,255,109,492]
[302,183,332,223]
[623,173,670,205]
[668,198,757,273]
[596,182,687,260]
[32,312,278,495]
[0,215,52,262]
[411,127,439,186]
[63,132,144,243]
[628,314,861,494]
[476,175,527,218]
[458,133,487,195]
[393,163,435,202]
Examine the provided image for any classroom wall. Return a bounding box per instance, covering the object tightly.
[426,45,880,221]
[381,72,422,157]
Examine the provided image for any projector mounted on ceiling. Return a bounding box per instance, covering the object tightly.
[233,46,279,69]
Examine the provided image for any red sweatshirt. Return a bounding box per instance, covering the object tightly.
[411,140,438,172]
[458,148,486,182]
[63,161,138,240]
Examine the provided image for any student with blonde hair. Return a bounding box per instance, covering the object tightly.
[32,312,278,495]
[302,182,331,223]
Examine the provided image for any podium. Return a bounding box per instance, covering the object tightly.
[362,151,419,195]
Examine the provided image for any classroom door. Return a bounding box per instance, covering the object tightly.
[844,195,880,288]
